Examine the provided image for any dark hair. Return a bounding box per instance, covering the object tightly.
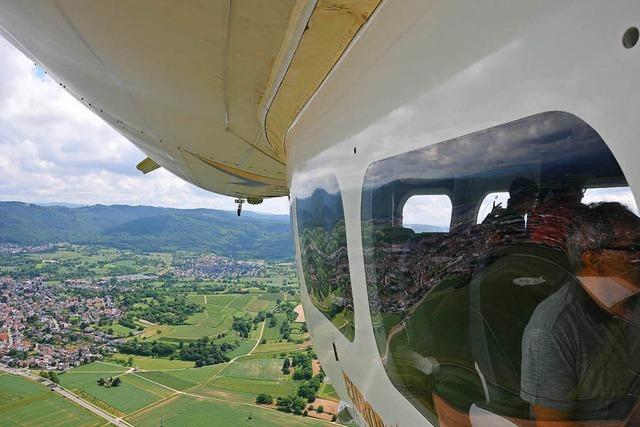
[567,202,640,270]
[509,177,537,200]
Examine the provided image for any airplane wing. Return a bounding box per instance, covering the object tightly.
[0,0,380,199]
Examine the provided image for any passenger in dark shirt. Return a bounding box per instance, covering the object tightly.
[521,202,640,425]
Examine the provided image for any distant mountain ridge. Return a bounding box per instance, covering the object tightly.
[0,202,293,260]
[36,202,86,208]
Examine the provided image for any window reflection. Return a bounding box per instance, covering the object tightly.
[584,187,639,215]
[361,111,640,425]
[402,195,452,233]
[477,192,510,224]
[296,174,355,341]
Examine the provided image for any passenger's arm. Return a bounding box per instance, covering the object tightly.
[521,326,577,423]
[531,405,572,426]
[533,404,628,426]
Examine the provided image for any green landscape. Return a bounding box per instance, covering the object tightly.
[0,203,344,427]
[54,288,338,426]
[0,373,103,426]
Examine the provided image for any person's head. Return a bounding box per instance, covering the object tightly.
[567,202,640,317]
[540,180,585,206]
[553,184,584,205]
[507,177,537,215]
[568,202,640,272]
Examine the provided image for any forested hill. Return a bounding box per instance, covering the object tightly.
[0,202,294,260]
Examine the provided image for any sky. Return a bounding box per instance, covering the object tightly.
[0,36,290,215]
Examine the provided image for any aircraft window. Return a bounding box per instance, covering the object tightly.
[295,173,355,341]
[477,192,510,224]
[402,195,452,233]
[361,111,640,425]
[584,186,639,214]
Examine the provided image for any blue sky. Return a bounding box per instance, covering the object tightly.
[0,36,289,215]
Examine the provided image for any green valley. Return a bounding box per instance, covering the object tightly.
[0,240,342,426]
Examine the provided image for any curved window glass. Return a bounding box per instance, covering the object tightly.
[362,111,640,425]
[296,173,355,341]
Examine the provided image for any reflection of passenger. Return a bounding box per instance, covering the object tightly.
[483,177,538,244]
[521,203,640,424]
[528,183,588,250]
[507,177,539,216]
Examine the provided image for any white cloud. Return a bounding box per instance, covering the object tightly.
[402,194,452,227]
[0,36,289,215]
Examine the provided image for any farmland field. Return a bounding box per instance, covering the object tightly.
[135,365,223,391]
[68,361,128,373]
[25,247,169,278]
[138,292,278,346]
[262,313,287,340]
[126,394,326,427]
[187,293,205,304]
[205,294,237,307]
[245,298,269,312]
[108,354,194,370]
[252,340,306,355]
[224,339,257,359]
[60,369,172,415]
[188,375,302,404]
[0,373,103,427]
[56,287,332,425]
[226,294,255,309]
[223,358,285,381]
[98,321,138,337]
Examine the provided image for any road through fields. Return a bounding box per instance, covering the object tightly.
[0,364,133,427]
[124,321,334,425]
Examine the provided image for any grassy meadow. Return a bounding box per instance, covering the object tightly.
[136,292,280,345]
[59,368,172,415]
[50,284,328,426]
[0,373,103,427]
[135,365,223,391]
[126,394,327,427]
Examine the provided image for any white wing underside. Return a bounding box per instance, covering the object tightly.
[0,0,381,199]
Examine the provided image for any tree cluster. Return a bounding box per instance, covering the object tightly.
[281,357,291,375]
[271,351,327,417]
[118,339,175,357]
[118,318,141,330]
[178,336,236,367]
[231,317,252,338]
[125,295,202,325]
[118,336,238,367]
[96,376,121,387]
[255,393,273,405]
[275,301,298,322]
[39,370,60,384]
[296,373,324,403]
[291,352,313,381]
[279,320,291,340]
[276,395,307,414]
[267,313,277,328]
